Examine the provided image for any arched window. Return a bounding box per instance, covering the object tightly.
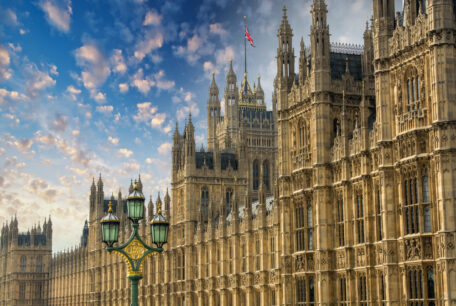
[307,204,313,250]
[226,188,233,216]
[356,193,365,243]
[262,160,270,191]
[337,196,345,246]
[201,187,209,217]
[253,160,259,190]
[20,256,26,272]
[405,67,422,112]
[427,268,435,299]
[36,255,43,273]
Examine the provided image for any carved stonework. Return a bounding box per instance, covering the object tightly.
[295,255,305,272]
[405,238,421,260]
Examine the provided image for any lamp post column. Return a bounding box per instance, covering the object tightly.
[128,275,142,306]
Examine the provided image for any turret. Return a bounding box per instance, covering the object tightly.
[184,113,195,167]
[46,215,52,241]
[276,5,295,91]
[310,0,331,91]
[97,174,104,218]
[90,178,96,210]
[148,196,154,221]
[373,0,395,59]
[362,21,374,83]
[298,38,308,85]
[172,123,182,173]
[164,188,171,219]
[207,73,221,151]
[137,174,143,192]
[255,75,264,105]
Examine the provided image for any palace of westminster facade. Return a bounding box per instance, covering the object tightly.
[1,0,456,304]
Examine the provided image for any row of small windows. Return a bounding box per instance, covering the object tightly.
[248,137,273,147]
[20,255,43,273]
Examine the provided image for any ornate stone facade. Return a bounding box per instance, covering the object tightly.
[1,0,456,305]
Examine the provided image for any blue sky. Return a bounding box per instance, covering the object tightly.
[0,0,403,252]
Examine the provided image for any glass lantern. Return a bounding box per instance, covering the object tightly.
[126,180,145,221]
[100,201,120,247]
[150,203,169,248]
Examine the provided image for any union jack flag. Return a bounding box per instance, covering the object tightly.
[245,26,255,47]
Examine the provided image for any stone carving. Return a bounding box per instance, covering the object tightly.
[405,238,421,260]
[295,255,305,272]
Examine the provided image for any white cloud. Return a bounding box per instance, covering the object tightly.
[94,92,106,102]
[134,32,163,61]
[203,61,214,72]
[118,148,133,158]
[154,70,175,90]
[143,11,162,26]
[177,102,200,121]
[25,64,56,97]
[108,136,119,145]
[1,8,18,26]
[119,83,129,93]
[131,68,155,94]
[14,138,34,152]
[96,105,113,114]
[158,142,172,156]
[39,0,72,33]
[0,46,12,81]
[209,23,227,36]
[111,49,127,74]
[175,34,203,64]
[0,88,24,105]
[120,161,140,175]
[66,85,81,100]
[133,102,169,132]
[75,44,110,100]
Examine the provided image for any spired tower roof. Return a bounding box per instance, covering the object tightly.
[239,72,266,110]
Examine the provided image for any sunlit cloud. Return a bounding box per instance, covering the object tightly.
[39,0,72,33]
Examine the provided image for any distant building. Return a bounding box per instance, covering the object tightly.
[0,217,52,305]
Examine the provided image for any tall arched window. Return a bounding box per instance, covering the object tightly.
[20,256,26,272]
[298,120,305,148]
[36,255,43,273]
[427,268,435,299]
[307,203,313,250]
[262,160,270,191]
[225,188,233,216]
[253,160,259,190]
[201,187,209,217]
[405,67,422,112]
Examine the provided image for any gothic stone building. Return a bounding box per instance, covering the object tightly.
[0,217,52,305]
[1,0,456,305]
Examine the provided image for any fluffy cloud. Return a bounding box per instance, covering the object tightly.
[0,88,23,105]
[108,136,119,145]
[39,0,72,32]
[177,102,200,121]
[131,68,155,94]
[154,70,175,90]
[111,49,127,74]
[25,64,56,97]
[131,69,174,94]
[0,46,12,81]
[133,102,170,132]
[203,61,214,72]
[158,142,172,156]
[74,44,110,100]
[175,34,203,64]
[96,105,113,114]
[120,161,140,175]
[134,31,163,61]
[143,11,162,26]
[50,114,68,133]
[0,8,18,26]
[209,23,227,36]
[119,83,129,93]
[66,85,81,100]
[118,148,133,158]
[14,138,34,152]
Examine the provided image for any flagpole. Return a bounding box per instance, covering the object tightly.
[244,15,247,76]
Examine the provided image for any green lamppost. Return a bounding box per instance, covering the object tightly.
[100,181,169,306]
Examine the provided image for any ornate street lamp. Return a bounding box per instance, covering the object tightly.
[101,180,169,306]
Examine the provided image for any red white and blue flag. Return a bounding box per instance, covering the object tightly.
[245,26,255,47]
